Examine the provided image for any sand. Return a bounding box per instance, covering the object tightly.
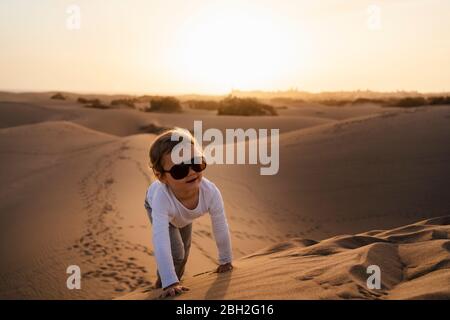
[122,216,450,300]
[0,92,449,299]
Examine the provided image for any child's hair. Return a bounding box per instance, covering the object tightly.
[148,127,201,174]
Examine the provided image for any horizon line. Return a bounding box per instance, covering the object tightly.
[2,88,450,97]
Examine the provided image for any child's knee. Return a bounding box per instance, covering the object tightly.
[174,245,191,265]
[173,254,186,266]
[171,245,185,262]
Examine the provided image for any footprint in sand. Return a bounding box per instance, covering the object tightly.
[72,141,154,294]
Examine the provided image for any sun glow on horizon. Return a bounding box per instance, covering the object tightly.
[1,0,450,94]
[169,4,308,94]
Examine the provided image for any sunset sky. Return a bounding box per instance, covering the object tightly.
[1,0,449,94]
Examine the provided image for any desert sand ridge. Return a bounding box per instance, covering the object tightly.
[120,216,450,300]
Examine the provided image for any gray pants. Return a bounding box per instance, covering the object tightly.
[144,199,192,288]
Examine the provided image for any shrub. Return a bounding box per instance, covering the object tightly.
[77,97,100,104]
[111,98,136,108]
[428,96,450,105]
[386,97,427,107]
[137,95,156,103]
[217,96,278,116]
[51,93,66,100]
[83,100,110,109]
[186,100,221,111]
[146,97,182,113]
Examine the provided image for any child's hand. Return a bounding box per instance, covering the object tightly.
[216,262,233,273]
[159,282,190,299]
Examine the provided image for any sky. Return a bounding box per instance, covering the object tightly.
[0,0,449,95]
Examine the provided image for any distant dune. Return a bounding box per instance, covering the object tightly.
[0,92,449,299]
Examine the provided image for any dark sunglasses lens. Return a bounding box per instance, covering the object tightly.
[191,157,206,172]
[170,164,190,180]
[192,162,206,172]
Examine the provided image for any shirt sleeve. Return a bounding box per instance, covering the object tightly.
[209,184,233,264]
[149,189,179,289]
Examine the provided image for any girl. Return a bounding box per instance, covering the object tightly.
[144,128,233,298]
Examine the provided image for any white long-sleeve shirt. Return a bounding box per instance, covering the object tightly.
[145,177,233,289]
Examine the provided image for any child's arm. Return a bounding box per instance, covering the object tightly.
[209,185,233,268]
[151,191,180,289]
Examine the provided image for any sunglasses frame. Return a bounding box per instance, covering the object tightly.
[161,156,207,180]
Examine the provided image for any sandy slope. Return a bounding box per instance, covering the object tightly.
[205,106,450,242]
[0,93,449,299]
[0,121,119,298]
[121,216,450,300]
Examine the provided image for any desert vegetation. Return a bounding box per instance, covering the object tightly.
[232,89,450,108]
[428,96,450,105]
[145,96,183,113]
[84,101,111,109]
[76,97,110,109]
[50,93,66,100]
[77,97,100,104]
[186,96,278,116]
[186,100,221,111]
[110,98,137,108]
[383,96,450,108]
[217,96,278,116]
[311,96,450,108]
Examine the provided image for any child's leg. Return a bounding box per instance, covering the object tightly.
[174,223,192,280]
[153,224,191,288]
[153,224,192,287]
[168,223,192,281]
[145,200,192,288]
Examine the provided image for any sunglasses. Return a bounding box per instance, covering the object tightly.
[162,156,207,180]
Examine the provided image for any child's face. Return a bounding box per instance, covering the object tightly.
[157,145,203,193]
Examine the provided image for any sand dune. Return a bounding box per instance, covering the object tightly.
[121,216,450,300]
[0,95,341,137]
[205,106,450,243]
[0,120,120,298]
[0,92,449,299]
